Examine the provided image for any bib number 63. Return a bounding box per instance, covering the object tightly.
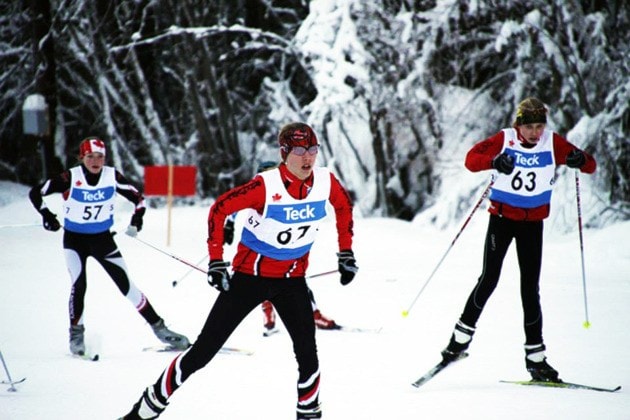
[511,170,536,192]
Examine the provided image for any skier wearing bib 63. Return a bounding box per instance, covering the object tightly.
[440,98,596,382]
[120,122,358,420]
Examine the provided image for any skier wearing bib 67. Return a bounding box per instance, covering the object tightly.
[120,122,357,420]
[440,98,596,382]
[29,138,190,358]
[228,160,340,336]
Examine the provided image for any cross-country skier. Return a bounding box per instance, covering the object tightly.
[120,122,358,419]
[440,97,596,381]
[225,160,340,335]
[29,138,190,356]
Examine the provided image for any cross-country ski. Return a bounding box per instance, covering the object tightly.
[143,345,254,356]
[264,325,382,336]
[411,353,469,388]
[500,380,621,393]
[1,377,26,386]
[327,325,383,333]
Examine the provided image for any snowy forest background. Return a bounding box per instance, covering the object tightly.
[0,0,628,227]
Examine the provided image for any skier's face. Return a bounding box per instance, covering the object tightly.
[82,152,105,174]
[518,123,546,145]
[284,145,319,180]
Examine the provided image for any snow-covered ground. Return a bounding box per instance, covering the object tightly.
[0,180,628,419]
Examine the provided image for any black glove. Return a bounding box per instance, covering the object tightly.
[130,208,145,231]
[41,208,61,231]
[337,250,358,286]
[492,153,515,175]
[126,208,145,237]
[207,260,231,292]
[566,149,586,169]
[223,219,235,245]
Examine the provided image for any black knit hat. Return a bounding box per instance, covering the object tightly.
[514,97,547,125]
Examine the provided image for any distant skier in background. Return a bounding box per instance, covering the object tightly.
[440,97,596,381]
[29,137,189,357]
[223,160,340,336]
[121,122,358,420]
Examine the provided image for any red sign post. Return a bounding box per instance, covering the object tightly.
[144,165,197,245]
[144,165,197,196]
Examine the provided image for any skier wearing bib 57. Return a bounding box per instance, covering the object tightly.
[29,138,190,357]
[440,98,596,382]
[121,122,357,420]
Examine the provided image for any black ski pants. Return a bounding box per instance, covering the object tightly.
[62,230,160,326]
[459,214,545,345]
[152,272,320,410]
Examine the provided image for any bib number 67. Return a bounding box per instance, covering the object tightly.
[277,225,310,245]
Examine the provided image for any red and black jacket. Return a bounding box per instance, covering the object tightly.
[207,163,354,278]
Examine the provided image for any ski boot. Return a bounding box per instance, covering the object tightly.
[441,321,475,362]
[297,403,322,420]
[525,344,560,382]
[120,386,167,420]
[262,300,279,336]
[69,324,86,356]
[313,310,338,330]
[151,319,190,350]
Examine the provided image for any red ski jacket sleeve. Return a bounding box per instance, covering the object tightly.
[550,133,596,174]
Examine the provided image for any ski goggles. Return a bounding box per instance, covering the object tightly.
[289,145,319,156]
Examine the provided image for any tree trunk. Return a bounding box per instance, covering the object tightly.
[29,0,62,178]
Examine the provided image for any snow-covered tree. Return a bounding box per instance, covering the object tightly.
[0,0,627,225]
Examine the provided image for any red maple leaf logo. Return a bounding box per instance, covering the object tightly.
[509,140,515,147]
[272,193,282,202]
[76,180,83,186]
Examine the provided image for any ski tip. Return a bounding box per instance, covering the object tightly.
[411,380,424,388]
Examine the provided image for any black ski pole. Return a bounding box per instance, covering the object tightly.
[402,177,495,317]
[0,223,40,229]
[575,171,591,328]
[172,254,209,287]
[306,269,338,279]
[126,232,206,274]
